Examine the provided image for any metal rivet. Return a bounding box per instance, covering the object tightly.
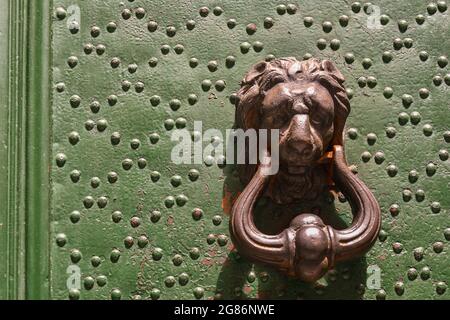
[207,234,216,244]
[382,51,393,63]
[428,3,438,15]
[212,215,223,226]
[199,6,209,17]
[70,95,81,108]
[96,119,108,132]
[420,266,431,280]
[419,51,429,61]
[407,268,418,281]
[190,247,200,260]
[339,15,349,27]
[386,126,396,138]
[240,42,251,53]
[56,153,67,167]
[111,289,122,300]
[330,39,340,51]
[96,275,107,287]
[106,22,117,33]
[130,138,140,150]
[137,158,146,169]
[317,39,327,50]
[383,87,394,98]
[394,282,404,296]
[67,56,78,69]
[95,44,106,55]
[124,236,134,249]
[419,88,430,99]
[84,43,94,54]
[151,171,161,182]
[174,44,184,54]
[90,177,100,188]
[426,162,437,176]
[246,23,257,35]
[398,112,409,125]
[121,8,131,20]
[68,131,80,145]
[402,189,412,202]
[433,242,444,253]
[227,19,236,29]
[361,151,372,163]
[164,196,175,208]
[122,159,133,170]
[137,235,149,248]
[276,4,287,15]
[351,2,362,13]
[70,210,81,223]
[416,14,425,25]
[90,26,100,38]
[189,58,199,68]
[112,211,122,223]
[264,17,274,29]
[70,249,82,263]
[389,204,400,217]
[402,94,413,107]
[393,38,403,50]
[322,21,333,33]
[436,282,447,295]
[398,20,408,33]
[439,149,449,161]
[423,124,433,137]
[404,38,413,48]
[192,208,203,221]
[150,248,163,261]
[56,82,65,93]
[386,164,398,177]
[410,111,421,125]
[68,289,80,300]
[149,210,161,223]
[380,15,390,25]
[135,81,145,93]
[415,189,425,202]
[431,201,441,214]
[70,170,81,183]
[413,247,424,261]
[213,6,223,16]
[165,276,176,288]
[172,254,183,266]
[217,235,228,246]
[83,277,95,290]
[83,196,95,209]
[56,233,67,247]
[91,256,101,267]
[304,16,314,27]
[378,230,388,242]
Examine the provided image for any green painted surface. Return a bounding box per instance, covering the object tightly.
[48,0,450,300]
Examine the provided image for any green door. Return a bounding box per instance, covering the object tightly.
[1,0,449,300]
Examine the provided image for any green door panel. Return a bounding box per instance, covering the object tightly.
[2,0,449,300]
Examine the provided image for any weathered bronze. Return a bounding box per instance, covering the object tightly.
[230,58,381,282]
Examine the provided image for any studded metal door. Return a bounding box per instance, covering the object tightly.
[9,0,448,300]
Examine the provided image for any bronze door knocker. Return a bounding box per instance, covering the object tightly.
[229,58,381,282]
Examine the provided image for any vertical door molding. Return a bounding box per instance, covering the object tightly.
[0,0,51,299]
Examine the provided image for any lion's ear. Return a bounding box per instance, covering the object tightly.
[321,60,345,83]
[244,61,268,84]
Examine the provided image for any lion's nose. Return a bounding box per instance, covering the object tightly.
[286,114,314,158]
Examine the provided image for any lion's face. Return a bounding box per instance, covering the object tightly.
[261,80,335,175]
[235,57,350,203]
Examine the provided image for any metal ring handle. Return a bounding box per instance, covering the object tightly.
[229,145,381,282]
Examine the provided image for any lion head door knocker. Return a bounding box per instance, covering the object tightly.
[229,58,381,282]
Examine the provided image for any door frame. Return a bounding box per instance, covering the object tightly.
[0,0,51,300]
